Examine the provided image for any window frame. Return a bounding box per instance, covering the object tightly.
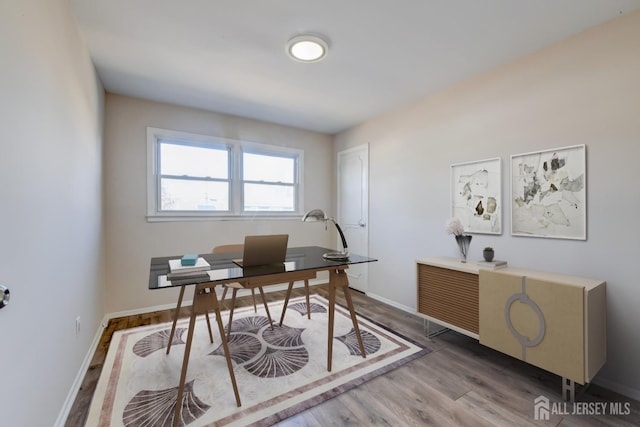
[146,127,304,221]
[240,146,300,214]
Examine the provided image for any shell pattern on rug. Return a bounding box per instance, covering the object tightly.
[288,301,326,317]
[123,300,382,426]
[123,379,208,427]
[133,328,187,358]
[209,316,308,378]
[335,328,381,356]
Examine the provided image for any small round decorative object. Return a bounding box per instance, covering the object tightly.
[483,247,495,262]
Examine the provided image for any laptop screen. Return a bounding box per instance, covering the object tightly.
[233,234,289,267]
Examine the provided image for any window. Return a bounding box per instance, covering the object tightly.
[242,150,297,212]
[147,128,303,220]
[158,140,230,212]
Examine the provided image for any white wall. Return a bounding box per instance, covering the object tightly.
[0,1,105,426]
[335,11,640,399]
[103,95,335,313]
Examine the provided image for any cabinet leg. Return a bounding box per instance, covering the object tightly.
[562,377,575,402]
[424,319,448,338]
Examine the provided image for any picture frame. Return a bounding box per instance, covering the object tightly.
[451,157,502,234]
[510,144,586,240]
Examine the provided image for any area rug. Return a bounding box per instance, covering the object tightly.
[86,294,430,426]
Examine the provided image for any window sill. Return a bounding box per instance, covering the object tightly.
[146,213,303,222]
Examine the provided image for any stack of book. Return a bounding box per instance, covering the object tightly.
[476,260,507,270]
[167,255,211,280]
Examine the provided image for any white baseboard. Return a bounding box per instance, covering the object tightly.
[364,291,415,314]
[592,376,640,402]
[55,317,106,427]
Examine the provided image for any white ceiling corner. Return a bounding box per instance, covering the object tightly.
[70,0,640,134]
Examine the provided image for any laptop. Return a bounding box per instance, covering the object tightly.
[232,234,289,267]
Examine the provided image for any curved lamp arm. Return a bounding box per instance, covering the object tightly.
[328,218,348,254]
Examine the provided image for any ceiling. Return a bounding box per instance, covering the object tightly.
[70,0,640,135]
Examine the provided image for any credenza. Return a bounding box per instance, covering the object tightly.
[416,256,606,400]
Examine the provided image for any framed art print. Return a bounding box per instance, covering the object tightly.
[451,157,501,234]
[510,144,586,240]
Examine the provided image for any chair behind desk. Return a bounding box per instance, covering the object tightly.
[213,244,274,337]
[212,244,313,328]
[213,244,257,311]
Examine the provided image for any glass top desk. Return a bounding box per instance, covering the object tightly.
[149,246,377,426]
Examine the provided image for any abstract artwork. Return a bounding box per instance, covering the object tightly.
[510,145,586,240]
[451,157,502,234]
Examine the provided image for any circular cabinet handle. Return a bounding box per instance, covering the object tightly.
[0,285,10,309]
[504,292,545,347]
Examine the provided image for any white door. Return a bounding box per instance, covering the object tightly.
[337,144,369,293]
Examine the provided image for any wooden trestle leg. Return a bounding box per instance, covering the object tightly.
[327,268,366,372]
[167,286,213,355]
[166,286,185,355]
[172,284,241,427]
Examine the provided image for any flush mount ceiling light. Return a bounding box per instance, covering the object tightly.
[287,34,328,63]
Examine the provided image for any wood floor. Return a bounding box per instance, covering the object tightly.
[66,285,640,427]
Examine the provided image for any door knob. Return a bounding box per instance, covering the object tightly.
[0,285,9,309]
[358,221,366,227]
